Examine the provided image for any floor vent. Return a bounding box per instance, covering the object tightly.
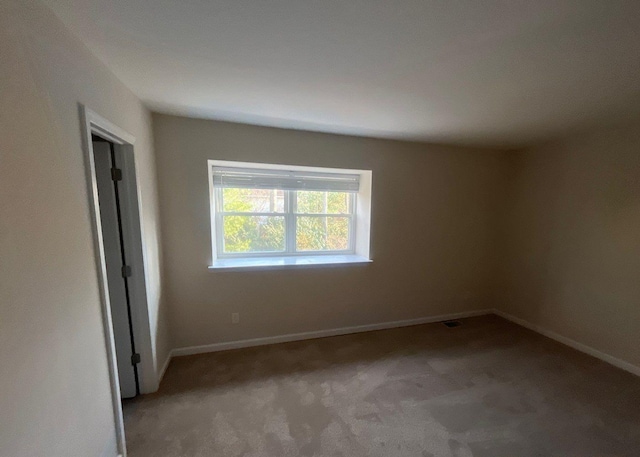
[443,320,462,328]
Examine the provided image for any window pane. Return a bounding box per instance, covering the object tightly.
[296,216,349,251]
[222,188,284,213]
[296,191,350,214]
[223,215,285,253]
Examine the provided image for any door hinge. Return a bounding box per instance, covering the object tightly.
[111,167,122,181]
[131,353,141,365]
[121,265,132,278]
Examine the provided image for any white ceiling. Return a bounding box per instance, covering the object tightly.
[45,0,640,148]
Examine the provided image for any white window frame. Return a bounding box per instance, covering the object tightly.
[208,160,372,268]
[213,187,356,258]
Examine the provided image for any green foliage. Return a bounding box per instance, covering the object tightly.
[295,191,349,251]
[222,188,284,252]
[297,191,349,214]
[221,188,349,253]
[296,217,348,251]
[222,188,254,213]
[223,215,284,252]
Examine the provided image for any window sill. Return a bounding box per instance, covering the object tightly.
[209,254,372,271]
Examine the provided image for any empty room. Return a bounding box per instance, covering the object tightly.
[2,0,640,456]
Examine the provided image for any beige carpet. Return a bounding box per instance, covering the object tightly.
[123,315,640,456]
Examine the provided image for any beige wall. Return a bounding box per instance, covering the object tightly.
[3,3,639,455]
[153,114,509,349]
[501,124,640,368]
[0,1,169,456]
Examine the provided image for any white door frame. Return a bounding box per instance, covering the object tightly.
[80,105,156,456]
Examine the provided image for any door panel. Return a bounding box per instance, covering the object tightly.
[93,141,138,399]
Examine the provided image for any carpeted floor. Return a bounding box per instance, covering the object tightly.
[123,315,640,456]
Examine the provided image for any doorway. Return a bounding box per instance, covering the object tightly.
[81,106,156,456]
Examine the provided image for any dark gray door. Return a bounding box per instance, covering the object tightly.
[93,140,138,399]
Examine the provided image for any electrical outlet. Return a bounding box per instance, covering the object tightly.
[231,312,240,324]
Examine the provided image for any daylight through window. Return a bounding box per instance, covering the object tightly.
[211,165,361,259]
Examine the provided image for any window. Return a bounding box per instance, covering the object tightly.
[209,161,372,268]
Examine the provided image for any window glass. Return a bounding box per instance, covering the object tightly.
[211,163,369,261]
[222,188,285,213]
[296,191,350,214]
[223,215,285,253]
[296,216,349,251]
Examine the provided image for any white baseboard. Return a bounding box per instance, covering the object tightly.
[159,308,639,384]
[493,309,640,377]
[170,309,492,358]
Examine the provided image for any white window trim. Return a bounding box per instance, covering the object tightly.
[208,160,372,269]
